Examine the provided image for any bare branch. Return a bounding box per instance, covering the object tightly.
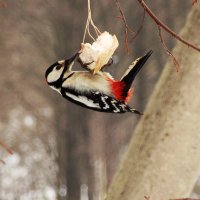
[115,0,139,54]
[137,0,200,52]
[144,196,151,200]
[130,9,146,41]
[192,0,198,6]
[0,160,6,165]
[158,26,180,72]
[0,1,8,8]
[0,139,13,155]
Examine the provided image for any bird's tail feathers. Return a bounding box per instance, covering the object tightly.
[119,50,153,101]
[121,50,153,83]
[130,108,143,115]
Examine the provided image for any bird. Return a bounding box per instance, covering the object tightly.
[45,50,153,114]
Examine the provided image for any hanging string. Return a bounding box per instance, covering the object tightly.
[82,0,101,43]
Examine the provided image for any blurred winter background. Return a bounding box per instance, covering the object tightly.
[0,1,199,200]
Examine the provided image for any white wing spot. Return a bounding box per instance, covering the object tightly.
[101,96,109,109]
[119,103,127,110]
[111,100,120,112]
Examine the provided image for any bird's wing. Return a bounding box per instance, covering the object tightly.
[61,87,142,114]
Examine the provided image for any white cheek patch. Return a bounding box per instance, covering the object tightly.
[47,68,63,83]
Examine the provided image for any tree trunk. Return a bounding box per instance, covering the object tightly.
[106,4,200,200]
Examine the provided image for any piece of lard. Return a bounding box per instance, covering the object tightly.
[79,31,119,74]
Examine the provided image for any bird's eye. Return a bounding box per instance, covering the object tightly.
[55,64,62,70]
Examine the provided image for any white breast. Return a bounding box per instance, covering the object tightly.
[62,71,112,95]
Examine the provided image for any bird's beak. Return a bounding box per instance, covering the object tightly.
[66,52,79,65]
[65,52,80,71]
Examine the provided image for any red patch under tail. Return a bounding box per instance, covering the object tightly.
[125,88,133,103]
[107,78,133,102]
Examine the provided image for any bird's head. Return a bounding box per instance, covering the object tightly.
[45,53,79,86]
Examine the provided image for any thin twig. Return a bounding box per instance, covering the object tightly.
[115,0,137,54]
[0,2,8,8]
[137,0,200,52]
[0,160,6,165]
[131,8,146,42]
[192,0,198,6]
[144,196,151,200]
[0,139,13,155]
[158,26,180,72]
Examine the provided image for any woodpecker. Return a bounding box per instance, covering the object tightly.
[45,50,153,114]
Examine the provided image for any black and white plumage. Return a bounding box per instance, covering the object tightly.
[60,88,140,114]
[45,51,153,114]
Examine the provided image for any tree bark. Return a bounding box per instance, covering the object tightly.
[106,4,200,200]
